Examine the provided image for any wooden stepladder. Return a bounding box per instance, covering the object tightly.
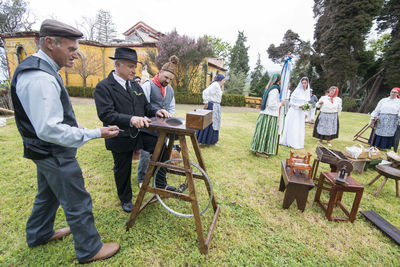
[126,117,220,254]
[353,121,377,145]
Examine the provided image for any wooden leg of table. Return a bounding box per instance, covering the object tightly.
[180,135,207,254]
[336,190,343,205]
[349,189,363,223]
[126,132,167,230]
[326,187,338,221]
[374,177,388,197]
[279,175,286,192]
[314,173,324,203]
[295,184,310,211]
[396,179,399,198]
[368,174,382,186]
[283,185,296,209]
[190,134,218,211]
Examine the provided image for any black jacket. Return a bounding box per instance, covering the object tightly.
[94,71,157,152]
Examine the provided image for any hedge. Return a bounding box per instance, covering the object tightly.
[66,86,246,107]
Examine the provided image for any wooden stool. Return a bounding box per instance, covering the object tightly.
[314,172,364,222]
[279,161,314,211]
[368,164,400,197]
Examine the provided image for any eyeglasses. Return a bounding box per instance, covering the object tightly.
[129,127,141,139]
[391,91,398,94]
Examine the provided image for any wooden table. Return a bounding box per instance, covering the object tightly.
[125,117,220,254]
[314,172,364,222]
[368,164,400,197]
[279,161,315,211]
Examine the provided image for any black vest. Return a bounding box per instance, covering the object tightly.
[11,55,78,159]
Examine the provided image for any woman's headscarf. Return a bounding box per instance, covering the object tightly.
[260,73,281,110]
[290,77,311,103]
[394,87,400,98]
[328,86,339,103]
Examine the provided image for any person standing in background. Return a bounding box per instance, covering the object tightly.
[196,74,225,145]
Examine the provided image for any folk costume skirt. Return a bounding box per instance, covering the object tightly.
[196,102,219,145]
[313,112,339,141]
[250,114,279,155]
[368,114,398,149]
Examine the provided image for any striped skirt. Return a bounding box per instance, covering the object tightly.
[250,114,279,155]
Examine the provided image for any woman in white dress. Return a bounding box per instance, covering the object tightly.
[368,88,400,149]
[279,77,311,149]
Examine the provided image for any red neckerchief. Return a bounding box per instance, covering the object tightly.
[330,88,339,103]
[152,73,165,99]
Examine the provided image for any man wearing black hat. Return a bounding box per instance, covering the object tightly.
[11,19,120,264]
[94,47,171,213]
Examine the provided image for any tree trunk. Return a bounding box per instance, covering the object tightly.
[350,69,384,98]
[358,74,383,113]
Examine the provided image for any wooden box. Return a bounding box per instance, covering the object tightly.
[316,146,348,165]
[186,109,212,130]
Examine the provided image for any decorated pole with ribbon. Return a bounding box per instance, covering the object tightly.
[275,55,292,155]
[278,55,292,136]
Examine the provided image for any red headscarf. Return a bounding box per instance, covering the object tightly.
[152,73,165,99]
[329,86,339,103]
[394,88,400,99]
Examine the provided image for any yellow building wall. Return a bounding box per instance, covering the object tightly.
[3,36,39,78]
[2,35,224,92]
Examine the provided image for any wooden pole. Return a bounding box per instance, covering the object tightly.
[0,107,14,115]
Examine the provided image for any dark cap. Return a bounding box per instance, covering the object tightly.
[39,19,83,38]
[109,47,142,64]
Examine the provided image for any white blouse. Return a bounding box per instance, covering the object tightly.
[260,88,281,117]
[202,82,222,104]
[316,96,342,114]
[371,97,400,119]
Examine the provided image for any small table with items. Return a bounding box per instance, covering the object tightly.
[279,160,315,211]
[314,172,364,222]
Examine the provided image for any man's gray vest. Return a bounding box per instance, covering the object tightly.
[142,80,174,136]
[11,56,78,159]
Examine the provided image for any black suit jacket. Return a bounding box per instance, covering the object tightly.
[94,71,157,152]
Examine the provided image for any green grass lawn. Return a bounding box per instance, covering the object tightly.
[0,105,399,266]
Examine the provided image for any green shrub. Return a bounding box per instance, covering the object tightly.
[342,96,358,112]
[66,86,95,98]
[221,94,246,107]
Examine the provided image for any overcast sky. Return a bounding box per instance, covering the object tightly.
[26,0,316,73]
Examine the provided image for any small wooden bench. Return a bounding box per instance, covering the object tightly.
[279,161,315,211]
[368,164,400,197]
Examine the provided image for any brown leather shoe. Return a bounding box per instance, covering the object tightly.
[80,243,120,264]
[46,227,71,242]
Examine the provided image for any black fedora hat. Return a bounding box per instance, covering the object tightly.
[109,47,142,64]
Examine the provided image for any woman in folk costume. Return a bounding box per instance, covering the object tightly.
[368,88,400,149]
[313,86,342,146]
[250,74,286,157]
[196,74,225,145]
[279,77,311,149]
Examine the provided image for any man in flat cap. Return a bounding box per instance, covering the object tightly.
[136,55,179,188]
[11,19,120,264]
[94,47,172,213]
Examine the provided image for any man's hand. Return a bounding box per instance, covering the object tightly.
[100,126,120,139]
[130,116,151,128]
[156,109,171,118]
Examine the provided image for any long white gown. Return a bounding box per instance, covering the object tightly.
[279,79,311,149]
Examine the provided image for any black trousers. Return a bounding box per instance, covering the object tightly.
[111,132,168,203]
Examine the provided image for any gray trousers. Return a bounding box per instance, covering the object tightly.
[27,156,102,262]
[137,149,151,183]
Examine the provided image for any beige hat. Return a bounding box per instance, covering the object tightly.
[161,55,179,75]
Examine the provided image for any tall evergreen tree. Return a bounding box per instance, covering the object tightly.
[377,0,400,88]
[313,0,383,93]
[229,31,250,76]
[94,9,117,43]
[249,54,264,97]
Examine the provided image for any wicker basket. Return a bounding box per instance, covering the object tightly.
[344,144,368,159]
